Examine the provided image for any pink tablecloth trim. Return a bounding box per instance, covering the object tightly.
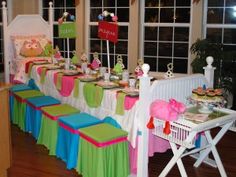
[59,122,79,134]
[53,72,78,97]
[128,131,170,174]
[124,96,139,110]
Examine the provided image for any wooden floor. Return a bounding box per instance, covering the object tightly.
[8,125,236,177]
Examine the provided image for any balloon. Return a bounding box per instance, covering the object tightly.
[98,14,104,20]
[58,18,63,24]
[70,15,75,21]
[112,16,118,22]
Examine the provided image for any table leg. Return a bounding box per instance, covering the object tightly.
[170,142,188,177]
[158,132,196,177]
[193,122,233,177]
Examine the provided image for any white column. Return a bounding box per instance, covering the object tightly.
[2,1,9,83]
[137,64,152,177]
[203,56,216,88]
[49,1,54,46]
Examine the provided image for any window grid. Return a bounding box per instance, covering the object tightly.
[87,0,129,69]
[42,0,76,58]
[204,0,236,51]
[141,0,191,73]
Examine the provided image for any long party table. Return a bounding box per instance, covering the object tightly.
[30,64,144,148]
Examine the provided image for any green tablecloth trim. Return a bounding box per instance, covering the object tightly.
[73,78,80,98]
[115,92,126,115]
[12,97,26,131]
[76,138,129,177]
[37,115,58,155]
[56,72,63,91]
[41,104,79,117]
[83,83,104,108]
[40,67,47,84]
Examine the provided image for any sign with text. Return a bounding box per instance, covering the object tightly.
[59,22,76,38]
[98,21,118,43]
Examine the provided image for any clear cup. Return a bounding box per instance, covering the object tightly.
[104,72,110,82]
[99,67,106,77]
[129,78,136,90]
[122,70,129,82]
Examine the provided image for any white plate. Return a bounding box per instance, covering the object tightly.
[78,75,97,82]
[122,88,139,97]
[33,61,49,65]
[63,70,79,76]
[96,81,119,89]
[46,65,61,70]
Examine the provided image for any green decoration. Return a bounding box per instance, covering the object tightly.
[59,22,76,38]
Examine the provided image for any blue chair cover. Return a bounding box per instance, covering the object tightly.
[9,84,32,121]
[56,112,102,169]
[103,116,122,129]
[25,96,60,139]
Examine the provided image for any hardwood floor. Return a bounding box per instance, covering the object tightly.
[8,125,236,177]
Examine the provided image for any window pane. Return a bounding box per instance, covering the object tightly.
[90,26,98,38]
[117,8,129,22]
[174,43,189,57]
[160,8,174,23]
[144,42,157,56]
[226,0,236,7]
[66,0,75,7]
[145,8,159,23]
[145,27,157,41]
[103,0,115,7]
[54,0,64,7]
[223,44,236,51]
[159,27,173,41]
[117,0,129,7]
[225,8,236,24]
[158,58,172,72]
[90,0,102,7]
[173,59,188,73]
[116,41,128,54]
[118,26,128,39]
[207,8,223,23]
[160,0,174,7]
[43,0,51,8]
[90,40,101,53]
[159,43,172,56]
[206,28,222,43]
[174,27,189,41]
[224,29,236,43]
[144,57,157,71]
[175,8,190,23]
[145,0,159,7]
[176,0,190,6]
[208,0,224,7]
[90,9,102,22]
[102,40,114,53]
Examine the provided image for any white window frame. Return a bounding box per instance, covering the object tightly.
[85,0,130,66]
[139,0,193,73]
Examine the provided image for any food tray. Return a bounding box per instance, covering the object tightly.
[63,70,79,76]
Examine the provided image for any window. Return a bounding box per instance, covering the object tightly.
[140,0,192,73]
[204,0,236,52]
[86,0,130,68]
[42,0,76,58]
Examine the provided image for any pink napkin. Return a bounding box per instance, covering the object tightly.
[53,72,78,97]
[124,96,139,110]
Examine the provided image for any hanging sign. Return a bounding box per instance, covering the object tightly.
[59,22,76,38]
[98,21,118,43]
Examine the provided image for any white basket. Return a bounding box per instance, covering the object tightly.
[152,118,197,149]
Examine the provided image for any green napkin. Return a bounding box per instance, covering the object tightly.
[73,78,80,98]
[56,72,63,91]
[115,92,126,115]
[40,67,47,84]
[83,83,104,108]
[28,62,34,77]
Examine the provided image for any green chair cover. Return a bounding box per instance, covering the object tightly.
[37,104,80,155]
